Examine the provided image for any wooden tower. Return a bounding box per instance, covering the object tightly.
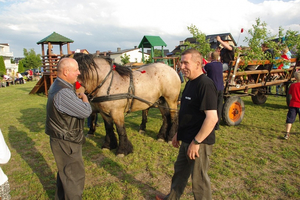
[30,32,74,95]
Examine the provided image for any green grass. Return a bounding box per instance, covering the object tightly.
[0,82,300,199]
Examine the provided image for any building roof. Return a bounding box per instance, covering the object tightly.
[110,47,140,55]
[138,35,167,48]
[71,49,89,54]
[37,32,74,45]
[171,33,236,54]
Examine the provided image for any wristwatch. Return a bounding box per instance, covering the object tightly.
[193,138,201,145]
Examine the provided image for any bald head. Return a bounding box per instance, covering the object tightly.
[57,58,80,84]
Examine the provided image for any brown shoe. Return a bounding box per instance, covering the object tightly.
[155,195,165,200]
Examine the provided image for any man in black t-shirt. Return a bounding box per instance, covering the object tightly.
[217,36,235,71]
[156,49,218,200]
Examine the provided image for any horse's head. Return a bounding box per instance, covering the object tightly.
[70,53,99,93]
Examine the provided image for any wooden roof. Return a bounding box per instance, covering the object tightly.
[37,32,74,45]
[138,35,167,48]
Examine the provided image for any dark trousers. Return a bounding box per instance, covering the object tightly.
[215,90,223,129]
[50,137,85,200]
[165,142,213,200]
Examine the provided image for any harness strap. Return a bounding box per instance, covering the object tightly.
[88,65,113,101]
[91,93,157,108]
[126,72,135,113]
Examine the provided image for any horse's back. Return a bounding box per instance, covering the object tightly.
[135,63,180,84]
[133,63,181,98]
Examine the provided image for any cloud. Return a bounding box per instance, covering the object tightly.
[1,0,300,57]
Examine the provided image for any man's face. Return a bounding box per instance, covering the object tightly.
[180,53,200,80]
[66,60,81,84]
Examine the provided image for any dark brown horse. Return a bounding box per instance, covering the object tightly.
[73,53,181,156]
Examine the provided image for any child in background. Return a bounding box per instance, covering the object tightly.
[284,71,300,139]
[0,129,11,199]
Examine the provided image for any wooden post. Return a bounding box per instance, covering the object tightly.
[60,44,63,55]
[41,44,45,66]
[67,43,70,54]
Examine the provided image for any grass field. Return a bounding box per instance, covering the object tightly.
[0,81,299,200]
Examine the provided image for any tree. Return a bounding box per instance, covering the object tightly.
[240,18,300,68]
[22,48,42,70]
[18,60,25,73]
[283,29,300,58]
[120,53,130,65]
[0,56,5,75]
[182,24,213,59]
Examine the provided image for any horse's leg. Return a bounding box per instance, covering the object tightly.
[112,113,133,157]
[139,109,149,134]
[164,99,179,143]
[167,107,178,142]
[101,114,118,150]
[157,98,171,142]
[87,113,97,136]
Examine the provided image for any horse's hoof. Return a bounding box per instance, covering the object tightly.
[117,154,125,158]
[157,138,165,142]
[139,130,145,134]
[168,141,172,145]
[102,148,110,151]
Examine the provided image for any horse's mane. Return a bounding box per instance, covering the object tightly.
[71,53,131,82]
[94,54,132,77]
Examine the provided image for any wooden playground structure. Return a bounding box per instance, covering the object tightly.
[30,32,73,96]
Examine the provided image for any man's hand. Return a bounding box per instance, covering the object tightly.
[187,143,200,160]
[77,92,89,103]
[172,133,180,148]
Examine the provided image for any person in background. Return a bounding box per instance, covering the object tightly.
[279,46,292,70]
[284,71,300,139]
[15,72,24,84]
[216,36,235,71]
[0,129,11,200]
[203,51,224,130]
[29,69,33,81]
[156,49,218,200]
[45,58,92,199]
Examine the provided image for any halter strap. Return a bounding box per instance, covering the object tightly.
[87,63,114,101]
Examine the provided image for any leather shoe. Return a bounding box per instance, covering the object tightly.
[155,195,165,200]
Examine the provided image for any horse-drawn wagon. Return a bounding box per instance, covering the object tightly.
[222,55,300,126]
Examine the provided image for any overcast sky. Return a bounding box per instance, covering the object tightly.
[1,0,300,57]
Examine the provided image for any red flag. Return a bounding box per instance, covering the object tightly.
[241,28,244,33]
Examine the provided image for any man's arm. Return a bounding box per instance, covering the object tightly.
[187,110,218,160]
[55,88,92,119]
[216,36,233,51]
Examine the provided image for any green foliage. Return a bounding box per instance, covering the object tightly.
[153,49,164,57]
[183,24,213,59]
[0,56,6,75]
[120,53,130,65]
[146,49,168,64]
[284,29,300,58]
[239,18,300,69]
[18,60,24,73]
[240,18,276,66]
[22,48,42,70]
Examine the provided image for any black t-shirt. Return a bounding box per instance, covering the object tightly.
[177,74,217,144]
[220,45,234,64]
